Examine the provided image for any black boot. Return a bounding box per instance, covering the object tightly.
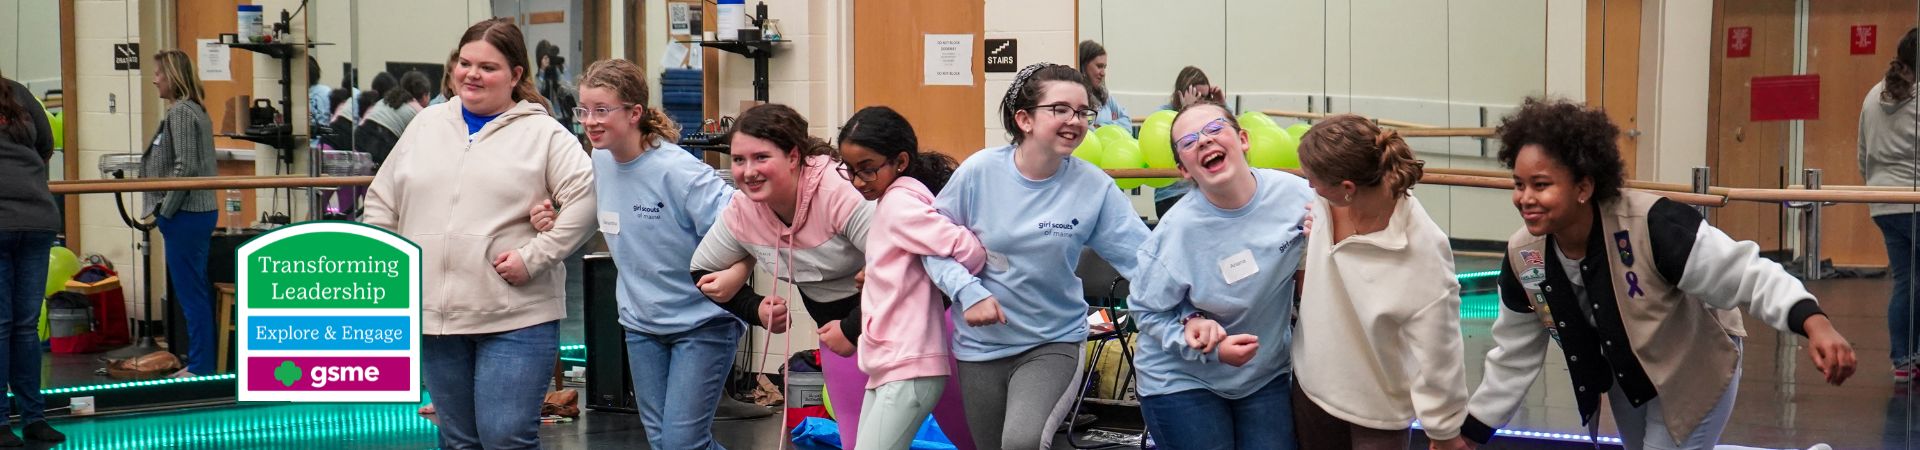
[21,421,62,443]
[0,426,22,447]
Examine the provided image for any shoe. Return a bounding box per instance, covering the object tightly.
[21,422,62,443]
[1896,368,1912,383]
[0,427,21,447]
[1807,444,1833,450]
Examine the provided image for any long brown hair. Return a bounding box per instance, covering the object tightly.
[578,59,680,144]
[0,67,29,143]
[456,17,548,110]
[153,50,204,104]
[1886,28,1917,103]
[727,103,834,163]
[1298,114,1424,197]
[1168,66,1211,111]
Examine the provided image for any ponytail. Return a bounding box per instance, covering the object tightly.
[1298,114,1426,198]
[641,106,681,144]
[1375,129,1424,196]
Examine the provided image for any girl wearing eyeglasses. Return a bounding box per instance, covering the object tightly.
[531,58,747,450]
[832,105,980,450]
[1289,114,1469,450]
[922,63,1151,450]
[1125,102,1312,450]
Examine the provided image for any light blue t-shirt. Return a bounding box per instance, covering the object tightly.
[1129,169,1312,398]
[593,141,737,335]
[924,145,1151,361]
[1093,93,1132,129]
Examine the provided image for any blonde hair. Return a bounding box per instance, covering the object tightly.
[578,59,680,144]
[1298,114,1424,197]
[153,50,204,103]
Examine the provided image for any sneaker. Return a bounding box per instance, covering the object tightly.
[1808,444,1833,450]
[0,427,20,447]
[1897,368,1912,383]
[21,422,62,443]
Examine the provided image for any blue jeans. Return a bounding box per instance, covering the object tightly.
[156,210,216,374]
[625,317,744,450]
[0,231,53,424]
[424,321,559,450]
[1878,213,1920,366]
[1139,374,1297,450]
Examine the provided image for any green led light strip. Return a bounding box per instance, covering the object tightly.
[1458,270,1500,281]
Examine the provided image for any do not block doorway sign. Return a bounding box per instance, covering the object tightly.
[237,222,422,403]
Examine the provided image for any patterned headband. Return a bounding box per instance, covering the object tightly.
[1001,63,1063,117]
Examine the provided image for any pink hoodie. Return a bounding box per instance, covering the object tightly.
[859,176,985,388]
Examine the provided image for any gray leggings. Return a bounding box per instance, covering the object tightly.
[958,342,1085,450]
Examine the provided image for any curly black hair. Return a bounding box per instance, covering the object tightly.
[1496,97,1625,205]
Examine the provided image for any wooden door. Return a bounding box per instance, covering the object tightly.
[1587,0,1641,178]
[1804,0,1916,267]
[1707,0,1796,251]
[851,0,985,160]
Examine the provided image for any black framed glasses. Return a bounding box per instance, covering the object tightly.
[837,161,887,183]
[1025,103,1098,123]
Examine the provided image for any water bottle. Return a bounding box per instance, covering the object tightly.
[224,189,243,233]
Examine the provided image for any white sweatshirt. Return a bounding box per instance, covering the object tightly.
[1292,196,1469,440]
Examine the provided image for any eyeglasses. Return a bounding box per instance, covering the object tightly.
[837,161,888,183]
[572,104,637,123]
[1025,103,1098,123]
[1175,118,1235,153]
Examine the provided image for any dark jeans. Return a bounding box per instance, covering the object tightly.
[156,210,216,374]
[1879,213,1920,367]
[1139,373,1297,450]
[0,231,53,424]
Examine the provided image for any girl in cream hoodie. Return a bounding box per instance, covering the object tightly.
[361,18,596,449]
[1291,115,1469,450]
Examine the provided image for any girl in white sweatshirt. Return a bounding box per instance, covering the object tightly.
[1290,115,1470,450]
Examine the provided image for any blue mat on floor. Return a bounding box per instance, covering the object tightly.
[790,416,956,450]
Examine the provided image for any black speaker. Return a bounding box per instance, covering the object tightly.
[583,252,638,413]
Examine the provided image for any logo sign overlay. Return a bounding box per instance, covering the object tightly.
[238,222,421,403]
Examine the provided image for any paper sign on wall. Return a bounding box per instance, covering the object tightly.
[669,3,692,36]
[198,39,231,82]
[924,34,974,86]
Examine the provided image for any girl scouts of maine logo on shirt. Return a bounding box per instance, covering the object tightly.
[635,201,666,220]
[1038,218,1079,238]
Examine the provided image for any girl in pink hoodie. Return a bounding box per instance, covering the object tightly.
[836,106,984,450]
[689,104,975,449]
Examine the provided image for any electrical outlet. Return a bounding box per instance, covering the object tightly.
[108,94,116,113]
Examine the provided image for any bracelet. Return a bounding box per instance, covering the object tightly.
[1180,312,1206,325]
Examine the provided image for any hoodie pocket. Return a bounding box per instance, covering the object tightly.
[439,233,517,312]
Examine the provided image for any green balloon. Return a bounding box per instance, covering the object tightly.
[1100,134,1147,190]
[1073,130,1104,166]
[1285,123,1311,141]
[44,246,80,298]
[1093,124,1133,147]
[1238,111,1279,131]
[46,112,63,151]
[1138,110,1179,188]
[1246,125,1301,170]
